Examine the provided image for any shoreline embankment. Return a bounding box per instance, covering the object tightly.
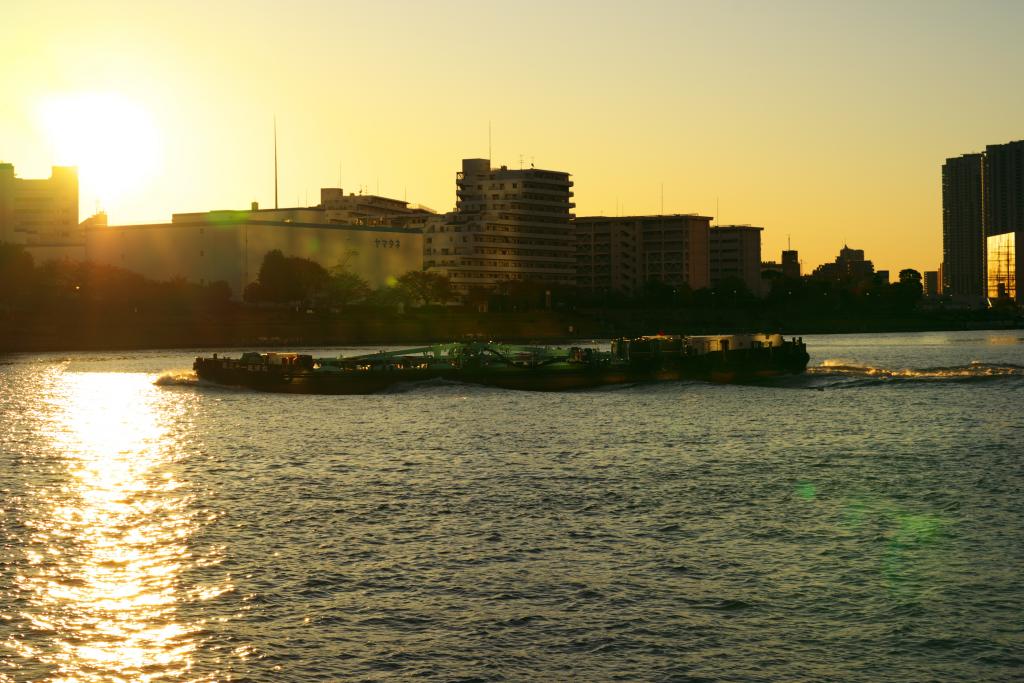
[2,306,1019,354]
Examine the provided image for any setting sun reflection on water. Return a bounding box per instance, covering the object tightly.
[5,370,209,682]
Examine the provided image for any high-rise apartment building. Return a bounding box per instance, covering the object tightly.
[985,141,1024,237]
[709,225,763,293]
[942,153,985,300]
[942,140,1024,303]
[0,163,79,245]
[424,158,575,292]
[573,214,711,295]
[983,140,1023,302]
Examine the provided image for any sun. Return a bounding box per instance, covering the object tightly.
[38,92,162,207]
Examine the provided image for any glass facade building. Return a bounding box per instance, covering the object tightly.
[986,232,1016,300]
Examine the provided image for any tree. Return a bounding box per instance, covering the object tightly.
[502,279,546,310]
[247,250,329,303]
[396,270,453,306]
[711,276,756,307]
[898,268,923,287]
[892,268,923,309]
[325,267,371,307]
[243,281,265,303]
[256,249,290,301]
[0,243,35,305]
[203,281,233,309]
[639,279,678,308]
[289,257,330,302]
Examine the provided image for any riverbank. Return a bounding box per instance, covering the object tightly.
[2,305,1019,353]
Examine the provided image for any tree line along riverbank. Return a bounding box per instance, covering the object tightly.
[2,305,1019,354]
[1,244,1020,353]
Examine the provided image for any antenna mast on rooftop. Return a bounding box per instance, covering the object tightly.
[273,116,279,210]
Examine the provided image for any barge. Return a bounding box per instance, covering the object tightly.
[192,334,809,394]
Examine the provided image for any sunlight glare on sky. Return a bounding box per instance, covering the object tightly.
[2,0,1023,273]
[37,92,162,208]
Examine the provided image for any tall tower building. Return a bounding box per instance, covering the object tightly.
[942,153,986,300]
[984,140,1024,302]
[424,159,575,292]
[985,140,1024,236]
[942,140,1024,303]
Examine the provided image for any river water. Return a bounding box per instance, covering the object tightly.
[1,331,1022,682]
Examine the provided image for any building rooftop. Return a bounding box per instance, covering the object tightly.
[575,213,713,221]
[91,217,421,235]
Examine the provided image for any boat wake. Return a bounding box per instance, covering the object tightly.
[804,359,1024,387]
[154,370,200,387]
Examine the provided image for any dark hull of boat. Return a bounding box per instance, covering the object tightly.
[194,347,809,394]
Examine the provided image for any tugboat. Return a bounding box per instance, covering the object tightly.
[192,334,809,394]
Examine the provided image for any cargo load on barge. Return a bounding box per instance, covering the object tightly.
[192,334,809,394]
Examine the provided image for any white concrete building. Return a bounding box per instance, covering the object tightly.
[424,159,575,292]
[87,210,423,299]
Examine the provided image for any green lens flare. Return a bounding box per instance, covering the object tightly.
[795,482,816,500]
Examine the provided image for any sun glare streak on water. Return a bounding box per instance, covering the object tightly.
[2,370,209,682]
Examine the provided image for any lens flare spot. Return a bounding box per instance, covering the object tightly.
[795,482,816,500]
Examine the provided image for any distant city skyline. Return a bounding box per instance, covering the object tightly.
[3,0,1023,275]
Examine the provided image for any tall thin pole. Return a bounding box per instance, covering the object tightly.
[488,120,492,161]
[274,116,279,209]
[660,183,664,214]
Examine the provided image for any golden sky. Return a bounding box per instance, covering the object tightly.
[2,0,1022,274]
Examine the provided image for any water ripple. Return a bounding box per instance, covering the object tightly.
[1,331,1022,681]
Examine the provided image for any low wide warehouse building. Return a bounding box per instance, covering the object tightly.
[86,210,423,299]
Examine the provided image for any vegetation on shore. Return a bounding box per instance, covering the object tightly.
[1,244,1019,353]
